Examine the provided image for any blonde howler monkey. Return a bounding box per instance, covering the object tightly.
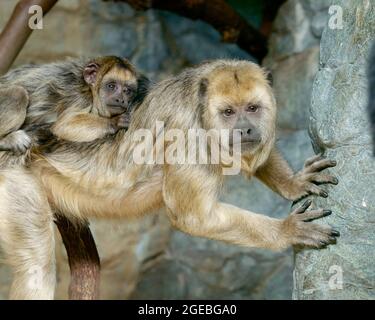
[0,60,339,299]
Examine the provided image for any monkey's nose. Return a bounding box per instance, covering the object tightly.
[240,128,260,143]
[240,128,252,136]
[116,99,126,105]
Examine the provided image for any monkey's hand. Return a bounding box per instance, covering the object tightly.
[284,154,338,202]
[281,200,339,248]
[111,113,131,131]
[0,130,32,155]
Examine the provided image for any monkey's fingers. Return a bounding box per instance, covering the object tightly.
[8,130,32,155]
[304,154,324,167]
[290,221,340,249]
[294,199,312,214]
[306,182,328,198]
[305,158,337,173]
[298,209,332,222]
[309,173,339,185]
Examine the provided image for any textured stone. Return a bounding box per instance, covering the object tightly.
[293,0,375,300]
[267,0,329,61]
[161,12,252,64]
[132,11,171,77]
[267,46,320,130]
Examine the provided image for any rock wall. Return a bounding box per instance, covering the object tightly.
[0,0,330,299]
[293,0,375,300]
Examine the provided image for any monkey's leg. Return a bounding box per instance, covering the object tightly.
[0,86,29,136]
[0,86,31,153]
[255,148,338,202]
[0,169,56,300]
[163,167,339,250]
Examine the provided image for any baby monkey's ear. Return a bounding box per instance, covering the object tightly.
[83,62,100,85]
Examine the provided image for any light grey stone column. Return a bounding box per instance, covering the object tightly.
[293,0,375,300]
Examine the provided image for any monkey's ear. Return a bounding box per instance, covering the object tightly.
[198,78,209,101]
[263,68,273,86]
[137,74,150,93]
[130,74,150,110]
[83,62,100,85]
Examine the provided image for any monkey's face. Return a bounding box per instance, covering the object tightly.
[203,65,276,153]
[99,66,138,116]
[84,60,138,117]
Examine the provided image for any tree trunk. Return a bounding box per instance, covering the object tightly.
[55,216,101,300]
[293,0,375,299]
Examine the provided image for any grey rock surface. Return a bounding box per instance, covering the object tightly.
[270,46,320,130]
[267,0,329,61]
[293,0,375,300]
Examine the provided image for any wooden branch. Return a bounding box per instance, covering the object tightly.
[105,0,268,61]
[55,216,101,300]
[0,0,102,300]
[0,0,58,75]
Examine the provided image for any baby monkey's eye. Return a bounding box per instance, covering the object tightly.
[106,83,116,91]
[247,104,260,112]
[223,108,235,117]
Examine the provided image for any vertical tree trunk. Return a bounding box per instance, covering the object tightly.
[293,0,375,299]
[55,217,101,300]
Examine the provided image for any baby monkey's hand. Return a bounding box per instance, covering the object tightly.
[111,112,131,131]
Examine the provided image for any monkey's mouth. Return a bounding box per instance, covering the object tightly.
[229,139,261,147]
[108,105,128,111]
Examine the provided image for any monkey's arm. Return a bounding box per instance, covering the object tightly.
[163,165,338,250]
[255,148,338,201]
[52,109,129,143]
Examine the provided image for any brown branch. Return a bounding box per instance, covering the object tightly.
[55,216,101,300]
[105,0,268,61]
[0,0,101,300]
[0,0,58,75]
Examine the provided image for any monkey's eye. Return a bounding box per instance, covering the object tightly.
[124,87,134,95]
[106,83,116,91]
[223,108,235,117]
[247,104,260,112]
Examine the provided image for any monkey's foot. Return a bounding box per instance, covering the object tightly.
[286,154,338,201]
[282,200,340,249]
[0,130,32,155]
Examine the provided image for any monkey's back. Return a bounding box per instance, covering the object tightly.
[0,59,93,168]
[0,59,93,141]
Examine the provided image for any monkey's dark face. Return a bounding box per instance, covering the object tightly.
[204,65,276,153]
[99,67,138,116]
